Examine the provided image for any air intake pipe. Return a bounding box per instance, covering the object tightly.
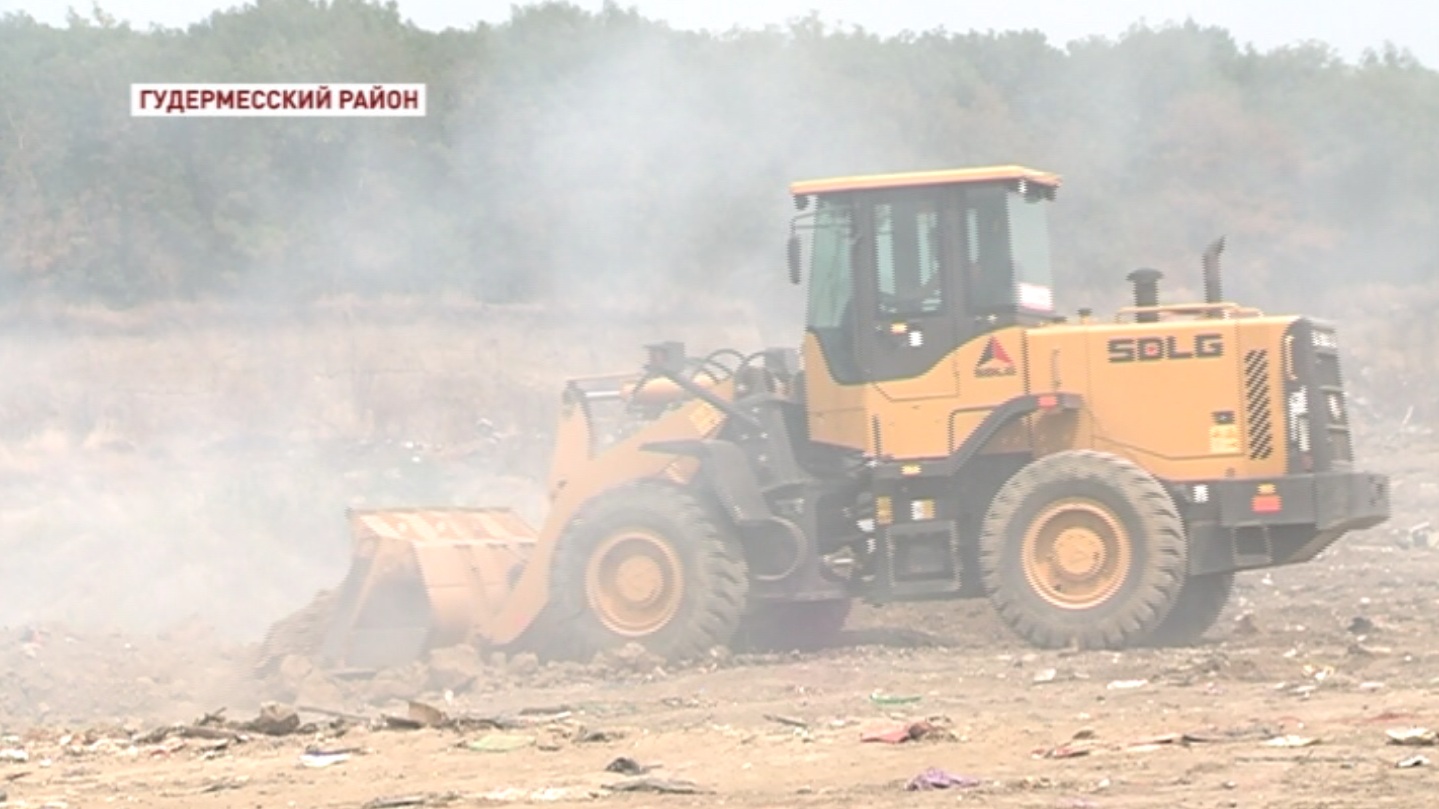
[1126,268,1163,323]
[1202,236,1226,317]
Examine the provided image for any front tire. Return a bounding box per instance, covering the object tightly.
[1144,572,1235,646]
[979,450,1187,649]
[542,482,748,662]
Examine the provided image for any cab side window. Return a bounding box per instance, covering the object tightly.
[964,189,1015,310]
[872,198,944,318]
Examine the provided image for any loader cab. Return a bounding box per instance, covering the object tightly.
[788,166,1060,386]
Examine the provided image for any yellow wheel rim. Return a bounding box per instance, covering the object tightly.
[1021,498,1132,609]
[584,528,684,636]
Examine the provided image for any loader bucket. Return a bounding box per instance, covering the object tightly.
[318,507,537,671]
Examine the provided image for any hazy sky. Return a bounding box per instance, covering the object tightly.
[2,0,1436,68]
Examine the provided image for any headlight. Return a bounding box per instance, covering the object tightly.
[1312,330,1338,350]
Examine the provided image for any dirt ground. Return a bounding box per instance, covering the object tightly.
[1,426,1435,809]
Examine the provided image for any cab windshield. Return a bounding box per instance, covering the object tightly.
[802,197,861,381]
[804,197,854,331]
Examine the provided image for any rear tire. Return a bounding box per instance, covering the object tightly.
[542,482,748,662]
[979,450,1187,650]
[735,599,852,652]
[1144,572,1235,646]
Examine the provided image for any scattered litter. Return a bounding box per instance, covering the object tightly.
[1122,733,1185,753]
[454,713,555,731]
[1358,681,1385,692]
[605,756,653,775]
[0,749,28,763]
[298,704,371,723]
[198,737,235,760]
[1397,754,1430,769]
[463,734,535,753]
[369,704,570,734]
[1408,521,1432,549]
[181,724,243,742]
[146,738,185,757]
[363,793,463,808]
[1180,724,1276,743]
[863,724,918,744]
[198,777,249,794]
[247,702,301,736]
[869,691,922,706]
[603,776,708,794]
[362,797,427,809]
[1347,616,1376,635]
[574,728,624,743]
[1386,728,1437,747]
[299,750,352,768]
[904,768,980,791]
[763,714,808,729]
[861,721,947,744]
[1262,735,1319,748]
[1033,668,1058,684]
[1105,679,1148,691]
[1034,744,1092,759]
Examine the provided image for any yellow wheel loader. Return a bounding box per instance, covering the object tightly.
[258,165,1391,672]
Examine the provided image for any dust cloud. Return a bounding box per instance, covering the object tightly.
[0,5,1434,665]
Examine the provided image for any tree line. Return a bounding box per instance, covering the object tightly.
[1,0,1435,315]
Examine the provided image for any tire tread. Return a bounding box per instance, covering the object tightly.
[978,450,1187,650]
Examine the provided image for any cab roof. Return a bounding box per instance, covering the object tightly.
[789,165,1061,197]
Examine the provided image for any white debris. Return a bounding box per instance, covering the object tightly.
[299,751,352,768]
[1386,728,1437,747]
[1105,679,1148,691]
[1263,735,1319,748]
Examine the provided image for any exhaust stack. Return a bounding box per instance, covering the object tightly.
[1126,268,1163,323]
[1202,236,1226,315]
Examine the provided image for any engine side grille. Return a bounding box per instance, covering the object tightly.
[1311,338,1353,463]
[1284,318,1352,472]
[1243,349,1274,460]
